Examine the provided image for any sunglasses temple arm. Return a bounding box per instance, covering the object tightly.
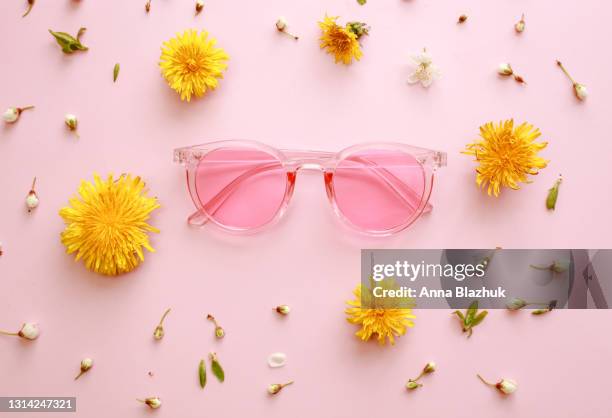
[350,156,432,213]
[188,209,209,226]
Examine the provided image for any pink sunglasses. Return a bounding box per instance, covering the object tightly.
[174,141,446,235]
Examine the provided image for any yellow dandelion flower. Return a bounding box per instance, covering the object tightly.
[345,283,416,345]
[463,119,549,197]
[318,15,363,65]
[159,29,229,102]
[59,174,160,276]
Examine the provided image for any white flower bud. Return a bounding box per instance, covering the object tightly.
[498,63,514,76]
[478,374,518,395]
[423,361,436,374]
[515,15,526,33]
[574,83,588,100]
[267,381,293,395]
[75,358,94,380]
[26,191,39,211]
[276,17,288,31]
[267,352,287,368]
[18,322,40,340]
[506,298,527,310]
[3,107,19,123]
[153,325,164,340]
[276,304,290,315]
[81,358,94,371]
[65,114,78,131]
[496,379,518,394]
[143,397,162,409]
[268,383,282,394]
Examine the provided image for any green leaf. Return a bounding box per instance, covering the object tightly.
[471,310,488,327]
[113,63,120,82]
[465,300,478,325]
[210,354,224,383]
[49,28,88,54]
[546,177,562,210]
[198,359,206,389]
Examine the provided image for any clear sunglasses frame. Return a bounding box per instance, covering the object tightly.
[174,140,447,236]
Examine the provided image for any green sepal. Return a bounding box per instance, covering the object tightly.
[49,28,88,54]
[113,63,120,82]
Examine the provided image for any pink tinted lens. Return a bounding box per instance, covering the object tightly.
[194,148,287,229]
[332,149,426,231]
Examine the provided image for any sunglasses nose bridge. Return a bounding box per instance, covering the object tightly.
[285,158,330,173]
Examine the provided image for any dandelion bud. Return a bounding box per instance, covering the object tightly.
[423,361,436,374]
[267,381,293,395]
[1,322,40,340]
[137,397,161,409]
[153,308,171,341]
[25,177,39,213]
[195,0,204,14]
[275,17,298,40]
[506,298,527,310]
[3,105,34,123]
[215,326,225,338]
[406,380,422,390]
[275,304,291,315]
[515,14,525,33]
[75,358,93,380]
[206,314,225,339]
[346,21,369,38]
[498,63,514,76]
[557,60,588,101]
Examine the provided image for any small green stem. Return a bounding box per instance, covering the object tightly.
[0,330,19,336]
[556,61,576,85]
[477,374,495,387]
[412,371,425,382]
[280,381,294,388]
[158,308,171,327]
[530,264,552,271]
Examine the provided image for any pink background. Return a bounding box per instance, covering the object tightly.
[1,0,612,417]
